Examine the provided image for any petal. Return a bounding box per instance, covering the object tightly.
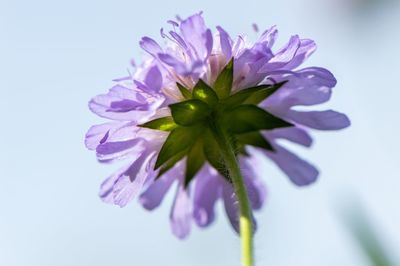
[158,53,191,75]
[217,26,233,59]
[263,127,313,147]
[282,39,317,70]
[96,138,145,162]
[85,122,121,150]
[263,67,336,112]
[258,25,278,49]
[99,165,129,204]
[240,159,267,210]
[264,144,319,186]
[222,181,240,233]
[89,85,162,122]
[179,13,212,60]
[193,167,220,227]
[140,37,163,57]
[143,65,163,92]
[170,184,192,239]
[139,167,177,210]
[222,180,258,234]
[287,110,351,130]
[99,152,157,207]
[260,35,301,72]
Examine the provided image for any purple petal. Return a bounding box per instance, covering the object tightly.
[263,127,313,147]
[144,65,163,92]
[240,160,267,210]
[140,37,163,57]
[282,39,317,70]
[96,138,146,163]
[170,184,192,239]
[85,122,120,150]
[158,53,190,74]
[169,31,188,49]
[263,67,336,113]
[260,35,301,72]
[179,13,212,60]
[287,110,351,130]
[258,25,278,48]
[139,168,177,210]
[222,180,258,234]
[99,152,157,207]
[193,168,220,227]
[222,181,240,233]
[217,26,233,59]
[264,144,319,186]
[89,85,163,122]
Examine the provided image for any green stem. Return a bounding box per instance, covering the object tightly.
[211,122,254,266]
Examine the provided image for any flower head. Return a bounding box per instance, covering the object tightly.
[86,12,350,239]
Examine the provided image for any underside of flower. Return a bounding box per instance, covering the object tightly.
[140,59,294,187]
[85,12,350,239]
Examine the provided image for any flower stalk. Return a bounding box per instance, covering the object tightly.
[211,120,254,266]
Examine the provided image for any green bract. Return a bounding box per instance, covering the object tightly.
[139,59,293,187]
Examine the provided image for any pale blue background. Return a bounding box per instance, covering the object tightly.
[1,0,400,265]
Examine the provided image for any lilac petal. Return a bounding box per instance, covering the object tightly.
[222,180,258,234]
[204,29,213,57]
[238,57,270,89]
[89,85,162,122]
[240,160,267,210]
[264,144,319,186]
[109,99,145,112]
[193,168,220,227]
[99,152,157,207]
[263,67,336,113]
[258,25,278,48]
[217,26,233,59]
[180,13,212,60]
[222,182,240,233]
[139,168,177,210]
[260,35,301,72]
[170,184,192,239]
[158,53,190,75]
[169,31,188,49]
[96,138,146,163]
[140,37,163,57]
[85,122,120,150]
[287,110,351,130]
[264,127,313,147]
[282,39,317,70]
[99,165,129,204]
[278,67,336,106]
[144,65,162,92]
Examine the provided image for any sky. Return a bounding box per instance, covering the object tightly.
[1,0,400,265]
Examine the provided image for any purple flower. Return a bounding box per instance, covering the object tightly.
[85,12,350,239]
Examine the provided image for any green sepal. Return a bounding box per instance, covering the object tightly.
[203,130,231,181]
[223,104,293,133]
[244,81,287,105]
[157,149,188,178]
[155,125,204,169]
[192,79,219,107]
[169,99,212,126]
[213,58,234,99]
[177,82,192,99]
[138,116,177,131]
[236,131,275,152]
[222,81,287,109]
[184,138,206,187]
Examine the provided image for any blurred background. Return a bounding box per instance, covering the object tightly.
[1,0,399,265]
